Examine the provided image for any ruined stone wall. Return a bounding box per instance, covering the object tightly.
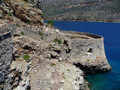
[0,32,13,67]
[63,32,105,59]
[0,29,13,89]
[0,24,111,75]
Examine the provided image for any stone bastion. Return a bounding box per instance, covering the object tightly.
[13,24,111,74]
[62,31,111,74]
[0,24,111,77]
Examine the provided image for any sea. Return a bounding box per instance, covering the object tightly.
[53,21,120,90]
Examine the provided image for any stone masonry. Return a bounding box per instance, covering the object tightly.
[0,26,13,89]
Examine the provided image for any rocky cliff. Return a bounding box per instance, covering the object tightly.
[0,0,111,90]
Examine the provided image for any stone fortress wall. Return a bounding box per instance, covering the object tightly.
[0,23,111,90]
[0,24,111,75]
[15,24,111,73]
[0,24,13,89]
[62,31,111,74]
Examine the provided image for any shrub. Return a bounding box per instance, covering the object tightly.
[8,12,12,16]
[54,38,62,44]
[51,63,56,66]
[39,31,43,36]
[16,24,20,27]
[26,20,31,24]
[24,0,28,2]
[41,13,45,17]
[21,31,24,35]
[67,69,70,72]
[47,20,54,26]
[23,54,30,62]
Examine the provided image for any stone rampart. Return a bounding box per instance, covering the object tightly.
[0,26,13,89]
[62,31,111,74]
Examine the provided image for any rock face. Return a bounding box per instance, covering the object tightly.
[0,28,13,89]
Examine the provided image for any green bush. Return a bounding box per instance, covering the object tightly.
[39,31,43,36]
[21,32,24,35]
[26,20,31,24]
[67,69,70,72]
[41,13,45,17]
[54,38,62,44]
[8,12,12,16]
[51,63,56,66]
[23,54,30,62]
[47,20,54,26]
[24,0,28,2]
[16,24,20,27]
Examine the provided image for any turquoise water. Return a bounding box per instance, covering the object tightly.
[53,21,120,90]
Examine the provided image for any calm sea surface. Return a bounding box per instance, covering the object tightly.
[53,21,120,90]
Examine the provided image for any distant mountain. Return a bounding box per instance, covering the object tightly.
[32,0,120,22]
